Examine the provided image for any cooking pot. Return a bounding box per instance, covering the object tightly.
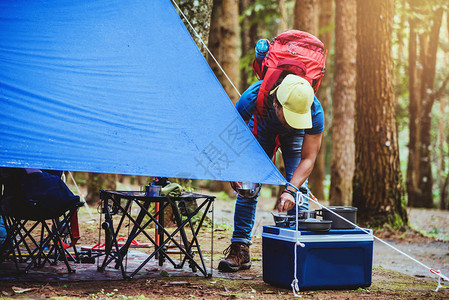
[317,206,357,229]
[296,219,332,232]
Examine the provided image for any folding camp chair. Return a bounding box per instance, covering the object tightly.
[1,201,84,273]
[0,168,83,273]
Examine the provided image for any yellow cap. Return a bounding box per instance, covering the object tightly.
[272,74,314,129]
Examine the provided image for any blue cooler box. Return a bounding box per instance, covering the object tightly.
[262,226,373,290]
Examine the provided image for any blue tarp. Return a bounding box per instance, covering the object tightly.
[0,0,285,185]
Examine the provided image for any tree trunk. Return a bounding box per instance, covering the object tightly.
[329,0,356,206]
[86,173,117,204]
[440,96,447,210]
[293,0,319,35]
[308,0,332,201]
[406,13,421,207]
[239,0,257,91]
[406,2,445,208]
[416,7,444,208]
[442,171,449,210]
[208,0,239,195]
[222,0,240,102]
[208,0,240,104]
[177,0,213,57]
[293,0,319,197]
[353,0,407,227]
[394,3,406,90]
[441,13,449,210]
[208,0,222,78]
[278,0,288,32]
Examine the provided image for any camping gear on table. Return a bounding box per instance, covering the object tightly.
[160,183,183,197]
[98,190,214,279]
[317,206,358,229]
[262,225,373,290]
[145,185,161,197]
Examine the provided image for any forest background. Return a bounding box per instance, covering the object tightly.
[75,0,449,229]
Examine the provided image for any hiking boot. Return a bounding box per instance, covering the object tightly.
[218,242,251,272]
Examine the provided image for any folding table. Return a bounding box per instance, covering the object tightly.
[97,190,214,279]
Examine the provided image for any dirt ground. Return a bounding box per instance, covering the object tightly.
[0,187,448,299]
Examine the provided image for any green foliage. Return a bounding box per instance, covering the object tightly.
[175,0,212,57]
[181,210,213,227]
[428,226,439,235]
[146,177,197,192]
[239,0,294,88]
[216,190,230,200]
[356,287,370,293]
[160,270,171,277]
[72,172,87,186]
[216,222,233,231]
[319,22,335,37]
[239,0,281,30]
[90,288,125,299]
[362,211,408,231]
[170,177,196,192]
[239,49,259,88]
[392,212,407,229]
[410,223,449,241]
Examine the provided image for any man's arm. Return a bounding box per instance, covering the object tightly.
[278,132,323,212]
[235,81,261,121]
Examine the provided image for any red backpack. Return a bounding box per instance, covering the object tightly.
[252,30,326,122]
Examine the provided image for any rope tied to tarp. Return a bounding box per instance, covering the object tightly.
[67,171,94,220]
[286,182,305,297]
[286,184,448,293]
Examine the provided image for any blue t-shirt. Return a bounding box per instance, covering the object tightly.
[236,80,324,136]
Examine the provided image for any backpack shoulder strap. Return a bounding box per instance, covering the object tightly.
[255,67,282,118]
[252,57,263,80]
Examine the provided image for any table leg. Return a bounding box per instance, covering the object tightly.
[169,199,195,271]
[178,198,214,277]
[97,197,127,279]
[158,197,165,266]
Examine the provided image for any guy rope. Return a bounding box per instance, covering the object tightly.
[286,183,449,294]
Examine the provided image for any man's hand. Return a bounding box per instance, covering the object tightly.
[278,190,296,212]
[231,182,242,189]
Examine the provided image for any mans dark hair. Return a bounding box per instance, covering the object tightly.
[273,95,282,108]
[269,70,292,107]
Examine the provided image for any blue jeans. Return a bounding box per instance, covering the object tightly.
[231,129,309,245]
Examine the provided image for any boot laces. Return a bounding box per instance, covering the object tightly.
[223,243,244,261]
